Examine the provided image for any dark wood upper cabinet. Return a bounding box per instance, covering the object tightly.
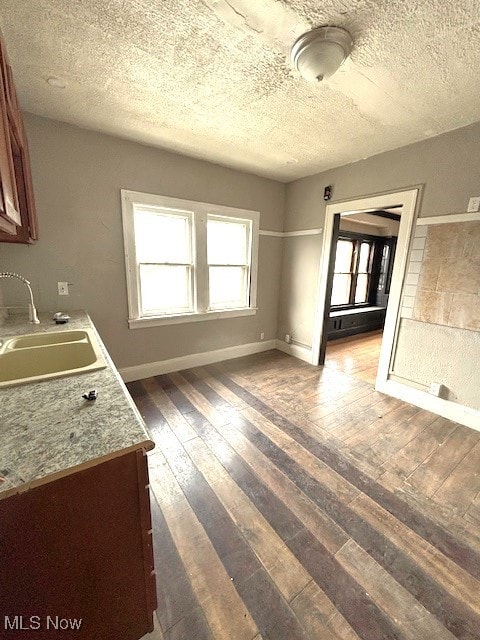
[0,27,38,242]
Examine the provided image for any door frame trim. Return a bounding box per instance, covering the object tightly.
[311,188,419,391]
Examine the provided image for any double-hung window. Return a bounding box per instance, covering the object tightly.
[134,207,194,316]
[331,236,374,308]
[207,216,252,310]
[122,190,259,327]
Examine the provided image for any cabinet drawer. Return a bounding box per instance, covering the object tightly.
[367,310,386,324]
[328,308,387,340]
[340,316,360,329]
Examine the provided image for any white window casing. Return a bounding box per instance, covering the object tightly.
[121,190,259,328]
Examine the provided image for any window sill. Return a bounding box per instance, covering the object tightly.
[128,307,258,329]
[330,305,386,317]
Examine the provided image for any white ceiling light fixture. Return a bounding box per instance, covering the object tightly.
[291,26,353,82]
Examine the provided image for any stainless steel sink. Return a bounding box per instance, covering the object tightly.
[0,329,106,387]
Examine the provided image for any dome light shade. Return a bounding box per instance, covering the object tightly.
[291,26,353,82]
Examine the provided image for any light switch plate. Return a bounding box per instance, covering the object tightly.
[467,196,480,212]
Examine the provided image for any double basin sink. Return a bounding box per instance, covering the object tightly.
[0,329,106,388]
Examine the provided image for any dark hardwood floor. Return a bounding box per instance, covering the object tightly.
[129,349,480,640]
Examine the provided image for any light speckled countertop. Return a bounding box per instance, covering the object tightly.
[0,311,154,499]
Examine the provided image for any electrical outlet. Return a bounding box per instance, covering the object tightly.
[260,332,265,340]
[467,196,480,212]
[57,282,69,296]
[285,334,292,344]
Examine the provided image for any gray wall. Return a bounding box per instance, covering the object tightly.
[278,121,480,407]
[2,113,478,407]
[0,114,285,369]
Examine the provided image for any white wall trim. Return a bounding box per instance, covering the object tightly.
[259,229,284,237]
[416,212,480,226]
[120,336,316,382]
[275,339,312,363]
[259,228,322,237]
[284,228,323,237]
[119,339,276,382]
[377,379,480,431]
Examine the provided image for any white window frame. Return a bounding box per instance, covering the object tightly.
[207,214,253,311]
[121,190,259,329]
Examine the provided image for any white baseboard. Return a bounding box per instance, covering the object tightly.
[275,339,313,364]
[120,338,479,430]
[120,339,276,382]
[376,379,480,431]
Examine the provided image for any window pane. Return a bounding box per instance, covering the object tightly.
[355,273,369,303]
[134,209,191,263]
[139,264,191,314]
[378,244,390,291]
[331,273,351,306]
[334,240,353,273]
[207,219,248,265]
[209,266,247,309]
[358,242,371,273]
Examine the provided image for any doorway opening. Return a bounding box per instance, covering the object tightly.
[312,189,418,391]
[324,209,400,384]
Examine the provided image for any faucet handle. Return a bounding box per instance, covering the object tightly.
[82,390,98,401]
[53,312,70,324]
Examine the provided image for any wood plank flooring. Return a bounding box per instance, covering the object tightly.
[130,348,480,640]
[325,331,383,384]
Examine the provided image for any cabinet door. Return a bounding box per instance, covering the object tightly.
[18,118,38,240]
[0,450,157,640]
[0,32,21,134]
[0,117,38,242]
[0,87,20,228]
[0,26,37,241]
[0,32,20,229]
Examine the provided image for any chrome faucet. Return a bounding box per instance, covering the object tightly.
[0,272,40,323]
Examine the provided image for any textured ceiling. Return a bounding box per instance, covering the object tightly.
[1,0,480,181]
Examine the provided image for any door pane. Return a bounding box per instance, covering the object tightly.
[358,242,371,272]
[139,264,191,314]
[209,266,247,309]
[134,210,191,263]
[207,219,249,264]
[334,240,353,273]
[355,273,369,303]
[331,273,351,306]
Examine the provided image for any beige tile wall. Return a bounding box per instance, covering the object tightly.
[405,221,480,331]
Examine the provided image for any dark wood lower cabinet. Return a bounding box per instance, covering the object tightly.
[328,307,386,340]
[0,450,156,640]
